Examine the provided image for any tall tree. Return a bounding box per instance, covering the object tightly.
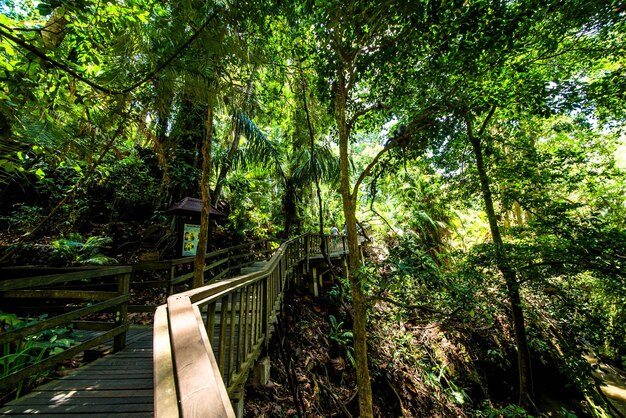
[304,1,429,414]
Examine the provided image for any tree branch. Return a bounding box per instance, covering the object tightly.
[477,104,497,136]
[352,112,435,197]
[0,10,219,95]
[348,102,386,132]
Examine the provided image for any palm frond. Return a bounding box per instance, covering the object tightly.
[289,144,340,188]
[231,111,282,174]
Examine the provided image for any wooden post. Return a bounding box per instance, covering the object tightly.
[218,295,229,373]
[236,289,246,373]
[305,235,310,273]
[167,263,175,297]
[312,266,318,297]
[262,276,269,350]
[206,302,216,346]
[242,286,250,364]
[228,289,237,384]
[114,272,130,351]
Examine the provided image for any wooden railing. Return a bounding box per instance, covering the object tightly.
[153,233,342,417]
[0,239,275,395]
[0,266,131,393]
[129,239,276,314]
[0,233,351,410]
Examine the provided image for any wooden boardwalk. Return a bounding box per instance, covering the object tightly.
[0,262,270,417]
[0,327,154,417]
[0,240,355,417]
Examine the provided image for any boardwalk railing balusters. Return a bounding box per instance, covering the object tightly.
[153,233,350,417]
[0,266,133,394]
[0,233,355,416]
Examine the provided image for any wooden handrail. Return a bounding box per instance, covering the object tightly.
[0,233,351,412]
[154,233,345,417]
[0,267,132,393]
[127,238,279,313]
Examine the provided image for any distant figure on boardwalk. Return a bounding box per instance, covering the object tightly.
[330,223,339,248]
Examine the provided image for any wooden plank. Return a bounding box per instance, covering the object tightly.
[0,266,132,291]
[255,282,262,344]
[4,395,153,406]
[205,302,216,342]
[250,284,258,354]
[239,287,250,362]
[72,321,117,331]
[172,272,193,284]
[114,272,130,351]
[192,308,235,418]
[217,295,229,373]
[22,388,154,397]
[166,295,234,418]
[129,281,169,289]
[127,305,159,313]
[63,371,153,379]
[41,379,153,390]
[1,414,152,417]
[84,356,152,365]
[0,295,128,345]
[205,257,228,271]
[0,403,153,414]
[153,306,179,418]
[212,267,230,281]
[236,288,246,373]
[170,247,228,265]
[0,325,127,392]
[262,276,269,348]
[85,358,152,367]
[1,290,119,300]
[228,290,237,383]
[131,260,172,272]
[229,253,253,262]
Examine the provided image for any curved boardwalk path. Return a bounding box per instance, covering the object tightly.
[0,235,354,417]
[0,327,154,417]
[0,260,277,417]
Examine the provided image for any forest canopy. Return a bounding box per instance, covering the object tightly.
[1,0,625,416]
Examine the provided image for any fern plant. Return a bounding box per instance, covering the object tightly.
[1,313,77,399]
[51,235,117,265]
[327,315,356,368]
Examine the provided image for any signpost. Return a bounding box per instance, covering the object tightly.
[182,224,201,256]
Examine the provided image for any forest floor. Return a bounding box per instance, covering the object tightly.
[243,287,361,417]
[243,285,465,417]
[243,281,626,418]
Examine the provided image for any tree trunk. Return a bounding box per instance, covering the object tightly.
[193,105,214,289]
[213,71,256,205]
[466,116,533,408]
[298,65,329,258]
[334,69,374,418]
[282,178,297,237]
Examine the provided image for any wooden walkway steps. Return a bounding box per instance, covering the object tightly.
[0,327,153,417]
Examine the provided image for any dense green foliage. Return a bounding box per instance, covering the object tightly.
[1,0,625,415]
